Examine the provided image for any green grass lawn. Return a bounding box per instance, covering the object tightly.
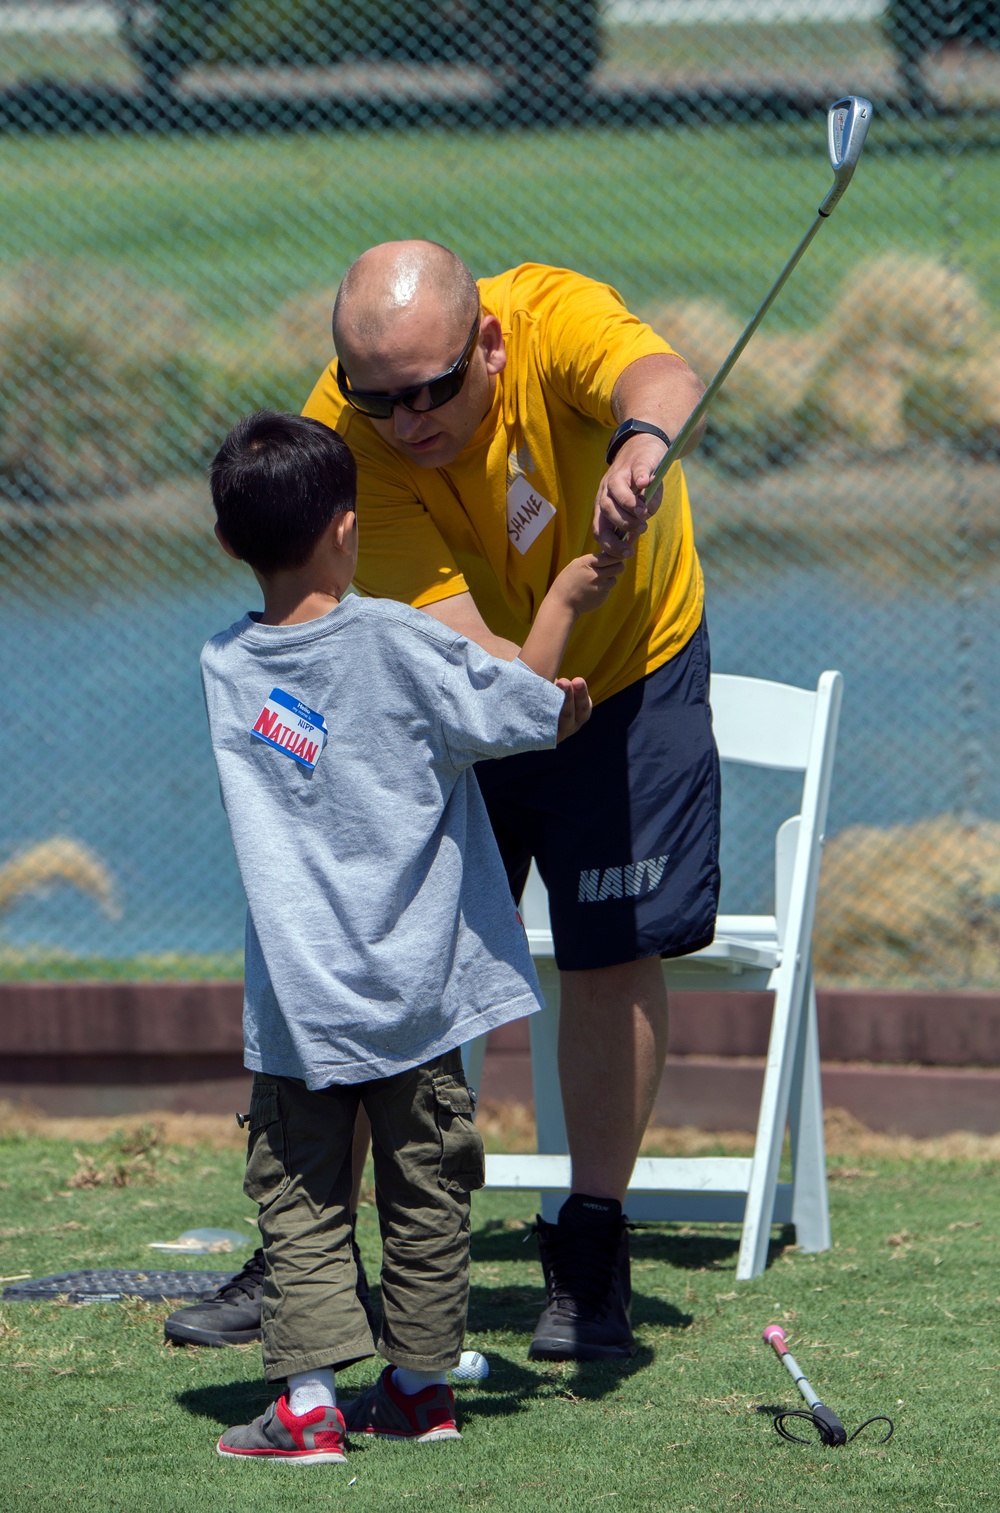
[1,120,996,346]
[0,1126,996,1511]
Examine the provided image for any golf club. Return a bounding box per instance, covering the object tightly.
[640,96,873,506]
[763,1324,894,1447]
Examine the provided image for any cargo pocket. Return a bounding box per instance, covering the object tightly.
[432,1074,486,1195]
[242,1077,289,1210]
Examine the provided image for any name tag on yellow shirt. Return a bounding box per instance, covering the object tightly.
[506,474,556,555]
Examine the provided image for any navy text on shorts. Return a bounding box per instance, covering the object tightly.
[475,617,721,971]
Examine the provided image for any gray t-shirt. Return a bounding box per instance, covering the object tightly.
[200,594,564,1088]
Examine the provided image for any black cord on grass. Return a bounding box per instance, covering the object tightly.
[773,1410,895,1447]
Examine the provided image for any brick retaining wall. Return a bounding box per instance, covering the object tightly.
[1,983,998,1135]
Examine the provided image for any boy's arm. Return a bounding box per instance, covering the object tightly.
[518,553,624,682]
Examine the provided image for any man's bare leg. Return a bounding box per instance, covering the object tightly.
[558,955,669,1202]
[527,956,668,1360]
[351,1105,371,1212]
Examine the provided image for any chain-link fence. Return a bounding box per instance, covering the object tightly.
[1,1,998,986]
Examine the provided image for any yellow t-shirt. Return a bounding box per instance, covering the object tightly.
[303,263,704,705]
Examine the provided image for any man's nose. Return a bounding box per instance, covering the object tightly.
[392,394,432,438]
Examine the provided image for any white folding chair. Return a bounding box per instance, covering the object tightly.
[463,670,843,1280]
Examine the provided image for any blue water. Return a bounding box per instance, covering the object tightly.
[2,565,998,956]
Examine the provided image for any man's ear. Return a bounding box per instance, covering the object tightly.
[214,521,241,560]
[480,313,506,377]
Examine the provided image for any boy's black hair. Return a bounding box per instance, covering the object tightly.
[211,411,357,574]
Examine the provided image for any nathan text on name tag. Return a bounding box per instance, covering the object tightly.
[251,688,328,770]
[507,473,556,555]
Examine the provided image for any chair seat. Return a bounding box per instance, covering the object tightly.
[688,915,781,972]
[487,1154,753,1193]
[484,1154,796,1225]
[526,915,781,972]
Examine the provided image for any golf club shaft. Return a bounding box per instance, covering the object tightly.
[645,212,825,497]
[774,1344,822,1410]
[642,95,872,504]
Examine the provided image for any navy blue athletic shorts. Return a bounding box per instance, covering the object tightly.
[474,617,721,972]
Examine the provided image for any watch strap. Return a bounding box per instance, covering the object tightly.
[605,418,673,466]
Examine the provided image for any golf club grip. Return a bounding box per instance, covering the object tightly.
[645,214,824,500]
[762,1324,789,1355]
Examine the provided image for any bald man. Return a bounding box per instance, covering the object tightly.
[303,242,720,1363]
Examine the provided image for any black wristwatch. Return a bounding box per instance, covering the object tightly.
[605,418,672,466]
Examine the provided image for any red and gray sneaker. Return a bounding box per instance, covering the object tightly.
[217,1395,347,1464]
[527,1194,634,1362]
[341,1366,461,1442]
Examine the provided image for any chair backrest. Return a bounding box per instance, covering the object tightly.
[519,671,843,946]
[712,671,843,937]
[709,674,820,772]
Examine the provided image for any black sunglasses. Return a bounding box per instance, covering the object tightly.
[336,311,482,420]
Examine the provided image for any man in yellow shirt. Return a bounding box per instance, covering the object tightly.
[303,240,720,1363]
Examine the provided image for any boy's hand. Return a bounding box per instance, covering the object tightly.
[555,676,592,743]
[550,552,625,615]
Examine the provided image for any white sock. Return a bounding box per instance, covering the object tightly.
[393,1366,448,1396]
[288,1367,336,1415]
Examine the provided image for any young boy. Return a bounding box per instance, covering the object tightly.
[202,411,622,1465]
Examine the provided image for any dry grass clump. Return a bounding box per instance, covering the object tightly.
[803,254,995,454]
[0,1100,245,1149]
[64,1124,163,1189]
[822,1105,1000,1163]
[815,814,1000,987]
[823,254,985,356]
[905,347,1000,454]
[475,1098,538,1154]
[0,267,207,502]
[0,837,118,920]
[642,297,813,471]
[0,266,341,507]
[647,254,998,467]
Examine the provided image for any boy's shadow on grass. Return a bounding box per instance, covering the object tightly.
[176,1222,794,1428]
[457,1344,660,1421]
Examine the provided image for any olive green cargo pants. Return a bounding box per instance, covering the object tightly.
[243,1047,485,1382]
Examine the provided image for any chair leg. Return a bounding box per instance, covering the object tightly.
[787,969,831,1254]
[736,968,808,1281]
[461,1034,487,1099]
[529,960,567,1223]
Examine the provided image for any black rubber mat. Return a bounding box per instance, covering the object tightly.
[2,1269,238,1303]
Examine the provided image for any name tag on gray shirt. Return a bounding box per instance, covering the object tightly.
[201,596,564,1088]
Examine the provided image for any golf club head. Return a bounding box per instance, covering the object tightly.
[819,96,873,217]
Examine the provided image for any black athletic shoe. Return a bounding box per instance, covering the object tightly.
[527,1195,634,1362]
[163,1225,379,1347]
[164,1246,265,1347]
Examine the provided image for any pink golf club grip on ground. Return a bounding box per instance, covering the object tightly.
[763,1324,789,1355]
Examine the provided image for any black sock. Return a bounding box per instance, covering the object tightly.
[559,1193,622,1228]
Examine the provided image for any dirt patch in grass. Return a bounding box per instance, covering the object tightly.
[3,1098,998,1163]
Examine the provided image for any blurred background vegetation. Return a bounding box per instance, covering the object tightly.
[1,2,998,984]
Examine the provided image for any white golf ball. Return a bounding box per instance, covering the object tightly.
[452,1349,489,1384]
